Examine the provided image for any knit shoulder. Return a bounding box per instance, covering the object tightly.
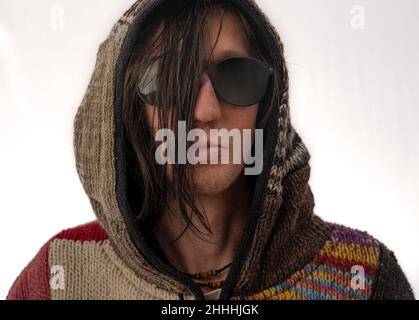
[54,221,108,242]
[7,221,108,300]
[313,223,381,270]
[236,223,383,300]
[323,224,415,300]
[7,239,51,300]
[298,223,382,300]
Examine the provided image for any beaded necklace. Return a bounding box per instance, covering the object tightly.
[181,262,232,289]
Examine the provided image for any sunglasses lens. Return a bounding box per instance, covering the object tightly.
[212,57,271,107]
[137,57,272,107]
[138,61,158,105]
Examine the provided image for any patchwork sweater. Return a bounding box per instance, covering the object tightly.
[7,221,414,300]
[7,0,414,300]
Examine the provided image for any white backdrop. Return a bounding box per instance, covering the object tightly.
[1,0,418,299]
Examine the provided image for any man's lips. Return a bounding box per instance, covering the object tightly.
[192,140,229,161]
[194,142,227,149]
[196,144,227,151]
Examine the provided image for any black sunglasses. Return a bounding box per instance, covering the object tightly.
[138,56,273,107]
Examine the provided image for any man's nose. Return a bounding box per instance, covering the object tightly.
[193,73,222,124]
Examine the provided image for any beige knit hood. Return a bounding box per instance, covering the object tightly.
[73,0,331,300]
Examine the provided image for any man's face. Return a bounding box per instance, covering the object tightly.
[145,11,259,196]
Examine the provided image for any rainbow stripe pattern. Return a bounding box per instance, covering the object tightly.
[232,224,381,300]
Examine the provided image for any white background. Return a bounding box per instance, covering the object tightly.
[1,0,418,299]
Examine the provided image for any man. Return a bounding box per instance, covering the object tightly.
[8,0,414,300]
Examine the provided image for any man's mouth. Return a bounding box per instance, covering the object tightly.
[194,141,228,161]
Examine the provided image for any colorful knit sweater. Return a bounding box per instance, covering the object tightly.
[7,0,414,300]
[7,221,414,300]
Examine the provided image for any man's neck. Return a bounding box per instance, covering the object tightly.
[153,174,253,278]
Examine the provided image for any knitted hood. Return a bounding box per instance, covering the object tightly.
[73,0,331,300]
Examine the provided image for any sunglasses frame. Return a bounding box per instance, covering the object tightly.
[138,56,274,107]
[204,55,274,107]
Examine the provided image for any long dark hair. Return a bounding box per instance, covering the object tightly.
[122,0,279,244]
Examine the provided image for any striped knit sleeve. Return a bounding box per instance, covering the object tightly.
[6,240,52,300]
[370,243,415,300]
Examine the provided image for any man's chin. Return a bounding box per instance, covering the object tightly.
[192,164,244,196]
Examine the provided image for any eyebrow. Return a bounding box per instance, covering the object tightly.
[205,49,250,63]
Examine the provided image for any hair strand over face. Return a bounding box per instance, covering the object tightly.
[122,0,280,246]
